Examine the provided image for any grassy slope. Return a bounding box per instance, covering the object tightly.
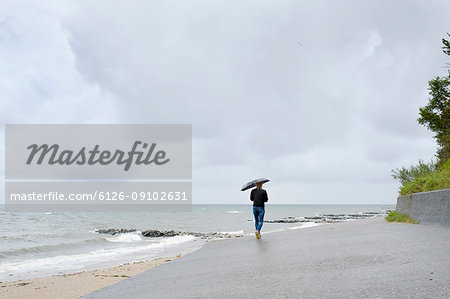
[385,211,419,224]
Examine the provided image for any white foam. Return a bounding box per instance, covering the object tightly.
[227,211,242,214]
[219,230,244,235]
[0,235,202,282]
[245,222,321,236]
[286,222,320,230]
[105,232,143,243]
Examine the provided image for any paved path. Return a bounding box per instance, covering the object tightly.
[83,217,450,298]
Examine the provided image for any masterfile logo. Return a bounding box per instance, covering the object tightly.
[6,124,191,179]
[5,124,192,212]
[26,141,170,171]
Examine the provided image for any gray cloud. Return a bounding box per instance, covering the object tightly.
[1,0,449,204]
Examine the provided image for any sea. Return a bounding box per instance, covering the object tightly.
[0,204,394,282]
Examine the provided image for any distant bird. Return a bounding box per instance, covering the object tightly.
[298,42,303,47]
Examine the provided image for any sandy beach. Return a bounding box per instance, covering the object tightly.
[83,217,450,298]
[0,256,181,299]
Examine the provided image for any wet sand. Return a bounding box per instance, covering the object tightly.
[0,256,181,299]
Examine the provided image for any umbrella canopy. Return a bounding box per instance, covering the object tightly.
[241,178,270,191]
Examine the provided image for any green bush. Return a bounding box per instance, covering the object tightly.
[391,160,436,186]
[398,159,450,195]
[385,211,419,224]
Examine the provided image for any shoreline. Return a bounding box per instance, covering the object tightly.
[0,213,388,284]
[0,210,393,298]
[0,255,182,299]
[0,221,328,298]
[83,217,450,298]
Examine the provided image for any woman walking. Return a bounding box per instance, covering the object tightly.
[250,182,269,239]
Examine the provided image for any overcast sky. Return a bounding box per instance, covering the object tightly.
[1,0,450,204]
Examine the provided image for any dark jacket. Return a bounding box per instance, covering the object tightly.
[250,188,268,207]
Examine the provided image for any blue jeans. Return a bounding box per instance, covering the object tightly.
[253,206,265,231]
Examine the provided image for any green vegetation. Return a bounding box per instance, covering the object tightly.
[385,211,419,224]
[392,33,450,194]
[418,33,450,167]
[397,159,450,195]
[391,160,436,187]
[418,75,450,167]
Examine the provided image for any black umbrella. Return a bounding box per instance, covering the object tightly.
[240,178,270,191]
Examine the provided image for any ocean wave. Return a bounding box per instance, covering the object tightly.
[105,231,143,243]
[227,210,242,214]
[0,238,107,258]
[0,235,200,282]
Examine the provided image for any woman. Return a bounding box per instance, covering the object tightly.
[250,182,269,239]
